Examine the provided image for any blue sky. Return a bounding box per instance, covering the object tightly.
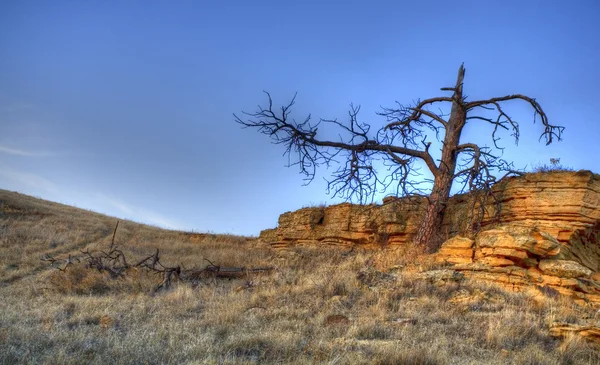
[1,1,599,235]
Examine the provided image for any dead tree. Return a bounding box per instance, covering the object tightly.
[235,64,564,252]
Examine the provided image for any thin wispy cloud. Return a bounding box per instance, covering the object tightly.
[103,196,135,216]
[0,167,182,230]
[97,193,183,230]
[0,145,55,157]
[137,209,183,230]
[0,167,59,194]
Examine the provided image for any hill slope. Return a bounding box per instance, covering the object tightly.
[0,189,254,286]
[1,190,599,364]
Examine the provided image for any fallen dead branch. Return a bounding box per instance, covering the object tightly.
[42,247,274,292]
[41,254,79,272]
[41,222,274,292]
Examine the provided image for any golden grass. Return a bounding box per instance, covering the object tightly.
[1,189,600,364]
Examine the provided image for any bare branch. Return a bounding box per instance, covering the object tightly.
[235,92,439,202]
[110,220,119,251]
[381,97,453,130]
[466,94,564,145]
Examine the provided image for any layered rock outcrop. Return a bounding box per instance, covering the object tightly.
[260,171,600,304]
[435,226,600,304]
[261,171,600,249]
[260,198,423,249]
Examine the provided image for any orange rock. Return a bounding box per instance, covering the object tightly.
[550,323,600,345]
[539,274,578,288]
[538,259,592,279]
[479,256,516,267]
[526,267,545,283]
[479,247,528,260]
[476,227,560,258]
[487,266,529,278]
[441,236,474,249]
[436,236,474,264]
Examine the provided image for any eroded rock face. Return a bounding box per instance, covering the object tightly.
[436,236,474,264]
[476,227,561,257]
[261,198,424,249]
[262,171,600,251]
[260,171,600,305]
[538,260,592,279]
[435,226,600,305]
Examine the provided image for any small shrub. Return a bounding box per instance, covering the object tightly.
[532,158,574,173]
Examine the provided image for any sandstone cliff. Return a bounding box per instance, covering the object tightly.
[261,171,600,249]
[260,171,600,305]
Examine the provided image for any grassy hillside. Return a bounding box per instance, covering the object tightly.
[0,189,599,364]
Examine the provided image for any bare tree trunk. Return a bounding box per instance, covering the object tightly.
[415,65,466,252]
[416,173,454,252]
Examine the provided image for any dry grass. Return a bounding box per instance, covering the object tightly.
[1,189,600,364]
